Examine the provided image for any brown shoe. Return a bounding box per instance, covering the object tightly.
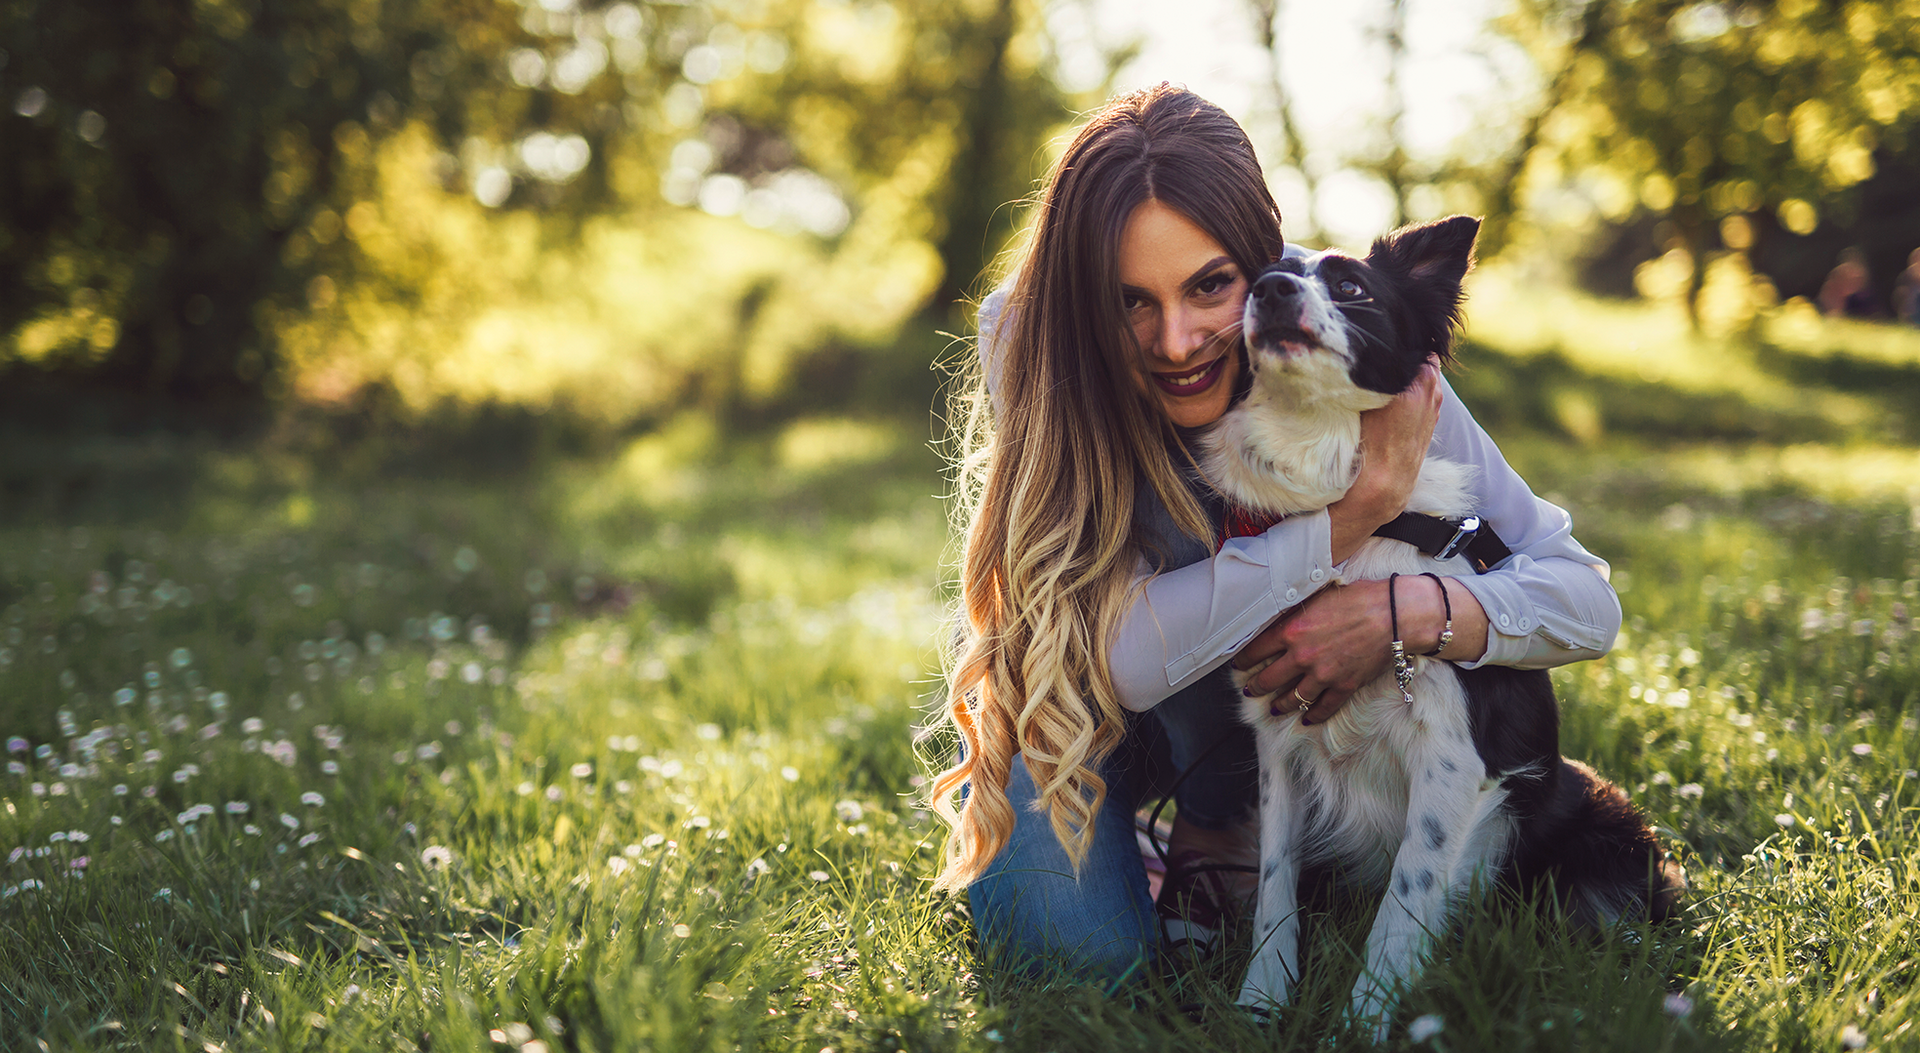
[1156,849,1255,962]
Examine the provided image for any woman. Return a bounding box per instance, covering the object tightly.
[928,84,1620,980]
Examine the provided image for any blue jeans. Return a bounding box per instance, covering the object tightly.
[965,670,1256,981]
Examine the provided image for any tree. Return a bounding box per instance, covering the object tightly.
[0,0,1072,412]
[1499,0,1920,323]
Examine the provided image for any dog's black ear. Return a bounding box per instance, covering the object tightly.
[1370,215,1480,288]
[1368,216,1481,366]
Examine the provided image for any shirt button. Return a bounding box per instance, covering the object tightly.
[1520,618,1531,630]
[1310,568,1325,582]
[1285,588,1299,602]
[1499,614,1511,628]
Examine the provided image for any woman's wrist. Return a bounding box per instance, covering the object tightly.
[1392,574,1489,663]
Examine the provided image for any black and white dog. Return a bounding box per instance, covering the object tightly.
[1199,216,1684,1034]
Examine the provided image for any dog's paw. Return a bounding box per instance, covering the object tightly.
[1344,985,1400,1045]
[1235,973,1293,1011]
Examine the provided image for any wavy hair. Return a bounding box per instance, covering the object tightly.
[931,85,1285,891]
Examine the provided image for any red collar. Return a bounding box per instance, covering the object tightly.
[1220,505,1286,548]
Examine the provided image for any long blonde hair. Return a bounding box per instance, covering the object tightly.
[930,85,1286,891]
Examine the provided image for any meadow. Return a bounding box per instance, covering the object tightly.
[7,286,1920,1052]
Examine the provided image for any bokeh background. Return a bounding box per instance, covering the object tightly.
[5,0,1917,436]
[8,3,1920,1051]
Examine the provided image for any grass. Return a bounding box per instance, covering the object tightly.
[7,287,1920,1052]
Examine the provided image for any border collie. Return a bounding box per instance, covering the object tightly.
[1198,216,1684,1035]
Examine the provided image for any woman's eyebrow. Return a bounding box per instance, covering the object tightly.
[1182,256,1235,288]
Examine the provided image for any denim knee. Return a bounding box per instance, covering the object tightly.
[965,752,1156,982]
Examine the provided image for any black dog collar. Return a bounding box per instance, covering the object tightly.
[1371,513,1512,573]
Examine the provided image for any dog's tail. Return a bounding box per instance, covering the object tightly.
[1509,759,1687,927]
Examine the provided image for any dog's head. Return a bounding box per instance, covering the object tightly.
[1240,215,1481,401]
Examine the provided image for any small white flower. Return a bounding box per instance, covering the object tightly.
[421,845,453,870]
[746,857,770,879]
[297,832,321,847]
[780,766,799,782]
[1775,813,1796,827]
[321,761,339,775]
[241,718,265,734]
[608,856,632,876]
[641,833,666,848]
[684,816,711,830]
[111,783,128,796]
[671,923,691,938]
[1853,743,1874,757]
[1841,1024,1867,1049]
[570,762,593,778]
[614,780,632,794]
[835,799,864,823]
[226,801,250,814]
[808,870,830,882]
[280,813,300,830]
[1663,992,1694,1018]
[544,786,563,802]
[1407,1013,1445,1043]
[301,791,325,806]
[1677,783,1704,800]
[244,824,260,836]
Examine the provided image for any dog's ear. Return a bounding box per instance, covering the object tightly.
[1370,216,1480,288]
[1367,216,1481,369]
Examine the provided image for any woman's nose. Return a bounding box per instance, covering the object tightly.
[1157,307,1208,364]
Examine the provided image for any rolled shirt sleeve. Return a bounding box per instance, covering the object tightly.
[1109,511,1336,712]
[1432,375,1621,669]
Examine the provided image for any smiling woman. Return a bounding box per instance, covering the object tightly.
[929,83,1622,985]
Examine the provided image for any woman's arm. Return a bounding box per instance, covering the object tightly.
[1234,374,1619,718]
[1125,373,1619,715]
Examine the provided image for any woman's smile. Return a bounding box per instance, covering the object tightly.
[1150,351,1229,397]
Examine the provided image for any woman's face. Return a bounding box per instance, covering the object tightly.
[1118,198,1247,429]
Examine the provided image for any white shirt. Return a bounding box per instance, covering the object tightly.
[975,288,1622,713]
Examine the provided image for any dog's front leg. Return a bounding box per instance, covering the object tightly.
[1237,725,1302,1009]
[1347,734,1482,1039]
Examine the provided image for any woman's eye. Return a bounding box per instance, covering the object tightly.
[1195,273,1236,296]
[1337,280,1364,298]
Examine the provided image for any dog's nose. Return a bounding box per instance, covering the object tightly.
[1251,271,1298,307]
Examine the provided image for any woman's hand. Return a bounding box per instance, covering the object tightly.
[1327,362,1444,564]
[1234,562,1492,724]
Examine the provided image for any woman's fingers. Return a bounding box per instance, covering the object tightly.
[1237,580,1396,710]
[1230,616,1293,672]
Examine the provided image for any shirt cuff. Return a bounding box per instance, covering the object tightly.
[1451,562,1537,668]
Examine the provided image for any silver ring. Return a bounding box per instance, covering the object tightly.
[1293,687,1314,710]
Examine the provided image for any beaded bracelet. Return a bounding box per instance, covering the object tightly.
[1418,571,1454,657]
[1387,573,1415,704]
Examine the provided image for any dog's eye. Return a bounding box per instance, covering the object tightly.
[1336,280,1365,299]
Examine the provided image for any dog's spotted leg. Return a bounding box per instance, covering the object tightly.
[1236,725,1302,1009]
[1347,724,1485,1039]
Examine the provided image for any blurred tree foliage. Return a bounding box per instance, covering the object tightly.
[0,0,1068,417]
[1499,0,1920,323]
